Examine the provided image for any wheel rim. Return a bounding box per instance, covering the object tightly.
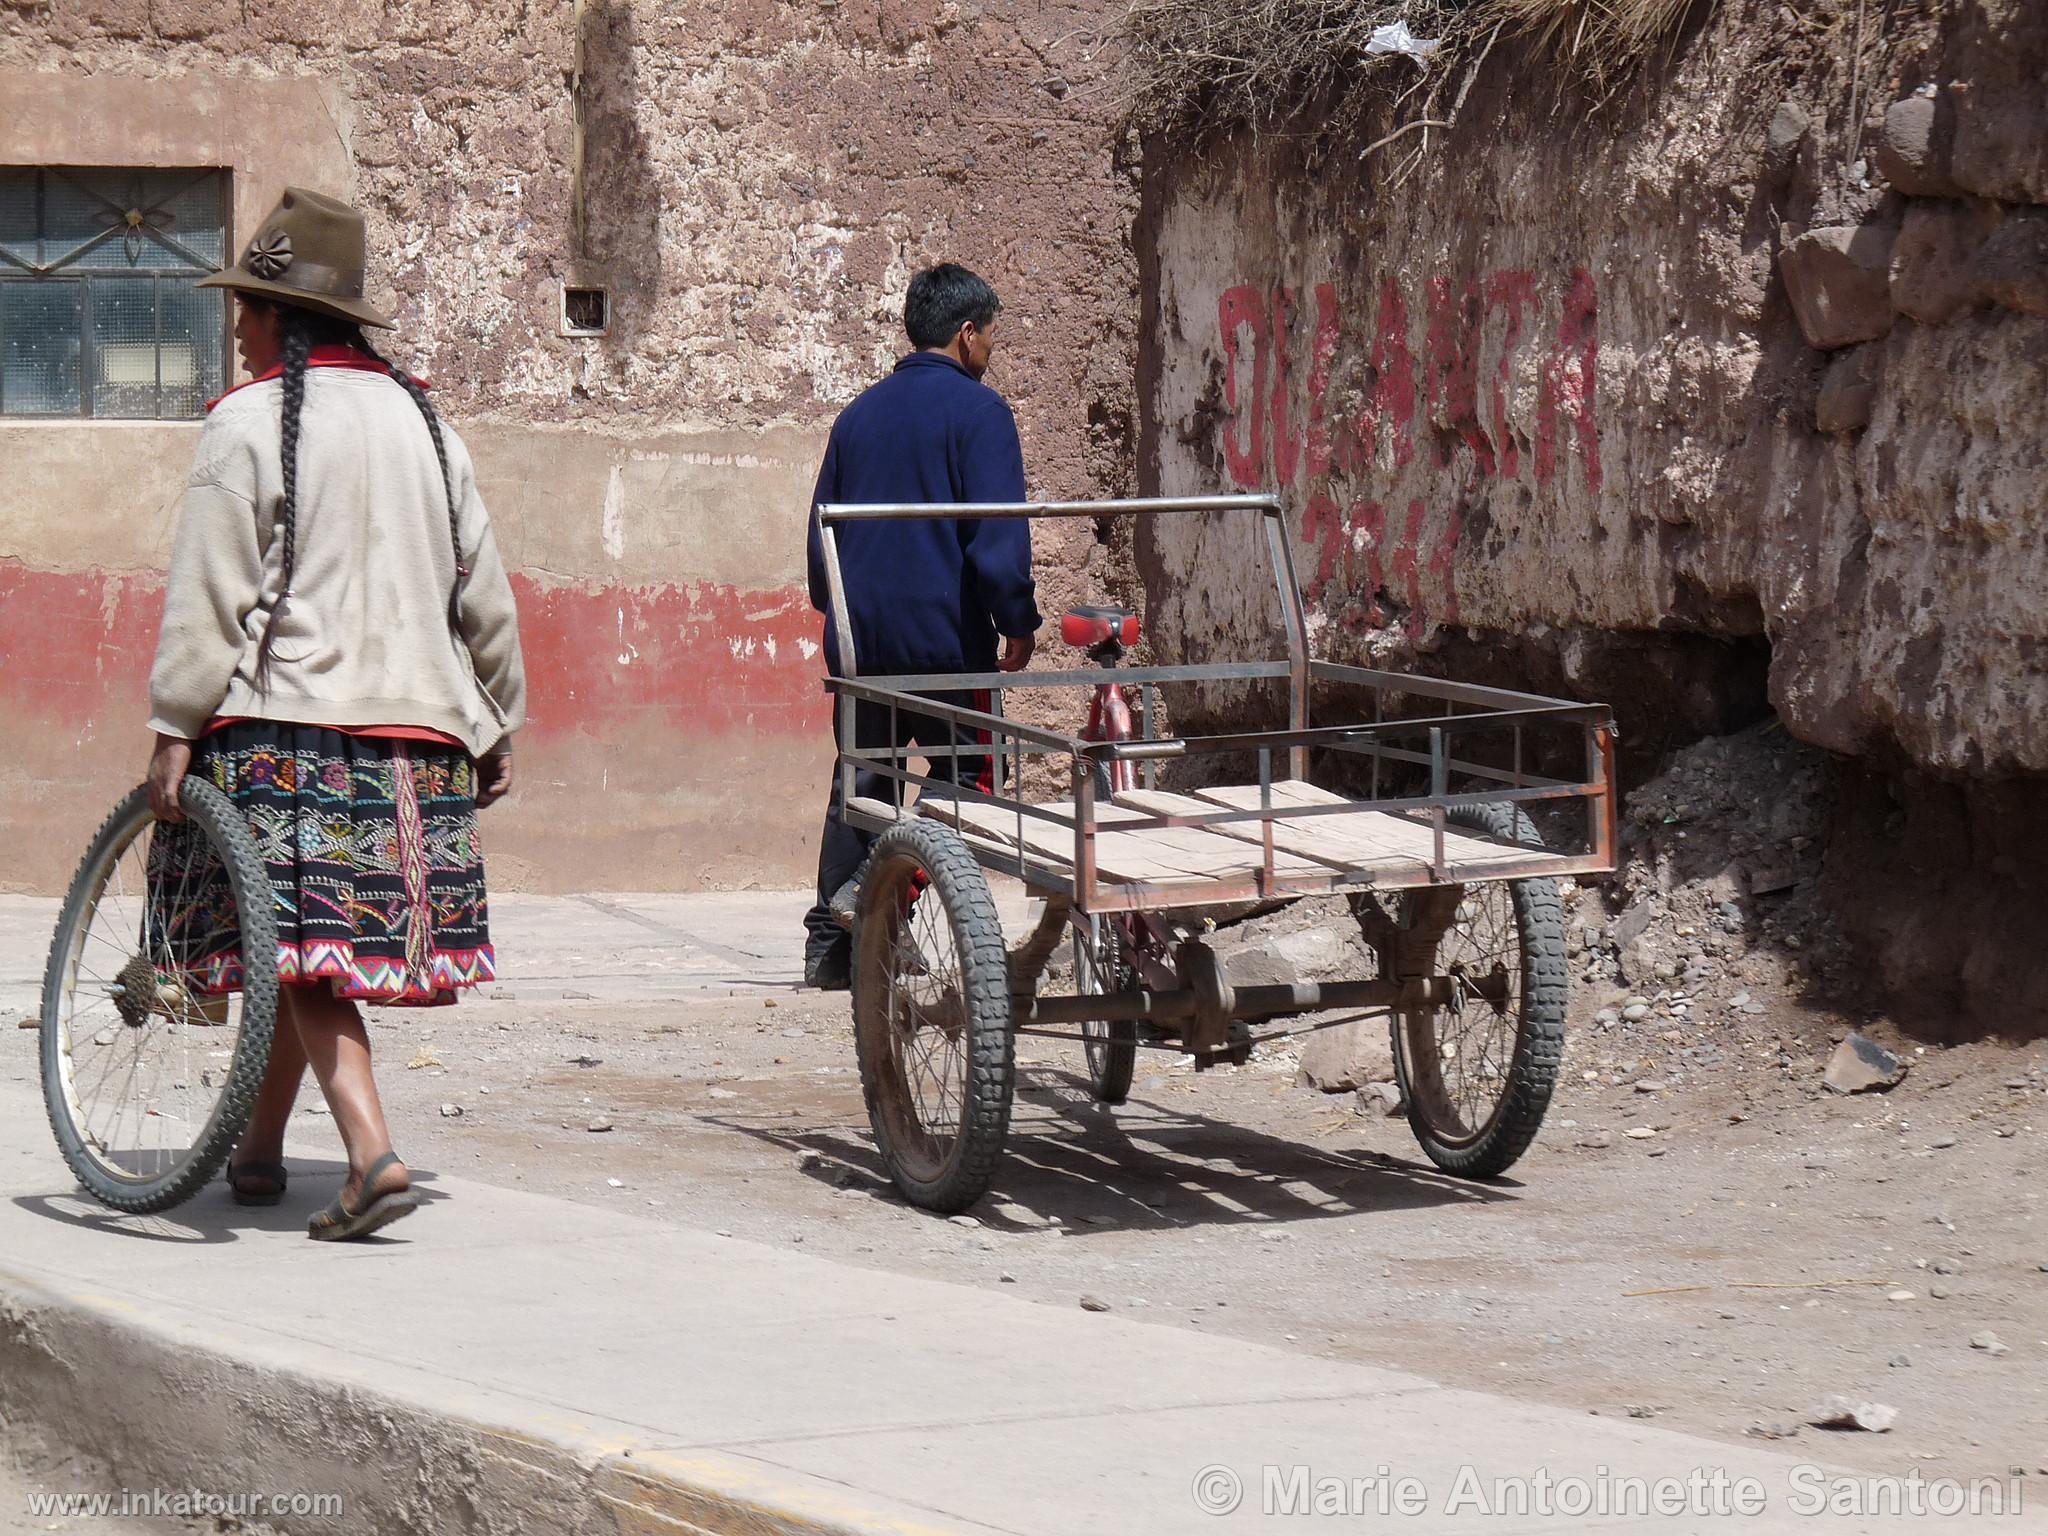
[1074,924,1117,1071]
[50,804,253,1187]
[1398,885,1521,1149]
[860,853,971,1185]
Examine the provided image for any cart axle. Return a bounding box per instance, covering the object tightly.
[1015,974,1491,1030]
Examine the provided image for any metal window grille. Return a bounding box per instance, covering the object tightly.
[0,167,229,419]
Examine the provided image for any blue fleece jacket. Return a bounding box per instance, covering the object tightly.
[806,352,1042,677]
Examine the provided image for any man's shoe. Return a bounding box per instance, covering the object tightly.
[804,951,852,991]
[827,876,860,931]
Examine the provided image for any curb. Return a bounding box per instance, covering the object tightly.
[0,1266,977,1536]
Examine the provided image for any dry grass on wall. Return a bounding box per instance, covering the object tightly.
[1471,0,1708,82]
[1122,0,1715,139]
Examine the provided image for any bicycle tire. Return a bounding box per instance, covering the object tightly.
[40,778,278,1214]
[1365,802,1566,1179]
[1074,919,1137,1104]
[851,817,1014,1213]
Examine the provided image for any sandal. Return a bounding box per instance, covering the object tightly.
[307,1152,422,1242]
[225,1159,288,1207]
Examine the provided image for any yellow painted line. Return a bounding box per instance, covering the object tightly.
[612,1449,973,1536]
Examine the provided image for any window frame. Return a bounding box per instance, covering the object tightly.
[0,165,234,421]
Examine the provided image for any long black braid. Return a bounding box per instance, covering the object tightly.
[251,313,314,688]
[250,303,466,689]
[354,333,466,630]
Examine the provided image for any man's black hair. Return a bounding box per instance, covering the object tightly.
[904,263,1001,349]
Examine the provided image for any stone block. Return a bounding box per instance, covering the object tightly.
[149,0,240,39]
[1946,3,2048,203]
[73,0,149,33]
[1974,208,2048,316]
[1266,926,1352,979]
[1764,100,1810,172]
[1296,1017,1395,1093]
[1873,94,1961,197]
[252,0,379,46]
[1815,346,1880,434]
[1781,224,1898,349]
[1890,200,1994,325]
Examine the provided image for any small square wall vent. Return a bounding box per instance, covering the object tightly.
[561,284,609,337]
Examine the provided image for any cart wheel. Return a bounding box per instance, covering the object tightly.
[1072,918,1137,1104]
[1360,803,1566,1179]
[851,817,1014,1213]
[39,780,278,1214]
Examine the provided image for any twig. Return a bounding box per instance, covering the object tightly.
[1450,21,1503,121]
[1360,117,1451,159]
[1623,1285,1713,1297]
[1732,1278,1891,1291]
[1624,1278,1893,1297]
[1844,0,1867,165]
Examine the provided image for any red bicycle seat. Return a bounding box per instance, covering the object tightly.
[1061,605,1141,649]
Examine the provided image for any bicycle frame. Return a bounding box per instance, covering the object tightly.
[1079,646,1138,794]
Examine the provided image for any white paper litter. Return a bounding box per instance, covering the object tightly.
[1365,21,1440,63]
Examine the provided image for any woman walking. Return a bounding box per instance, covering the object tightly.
[144,187,525,1241]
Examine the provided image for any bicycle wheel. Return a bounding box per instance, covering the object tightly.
[40,778,278,1214]
[851,817,1013,1213]
[1073,917,1137,1104]
[1355,803,1566,1178]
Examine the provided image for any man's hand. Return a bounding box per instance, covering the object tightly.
[475,749,514,809]
[997,633,1036,673]
[147,735,194,823]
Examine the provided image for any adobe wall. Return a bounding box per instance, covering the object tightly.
[1135,0,2048,1027]
[0,0,1134,893]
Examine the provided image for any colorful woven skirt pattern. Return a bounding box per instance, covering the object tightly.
[146,721,494,1006]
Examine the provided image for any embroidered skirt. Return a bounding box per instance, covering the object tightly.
[147,721,494,1007]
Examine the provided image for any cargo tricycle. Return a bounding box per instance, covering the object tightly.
[816,493,1618,1214]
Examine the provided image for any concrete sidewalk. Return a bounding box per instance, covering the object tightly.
[0,895,2020,1534]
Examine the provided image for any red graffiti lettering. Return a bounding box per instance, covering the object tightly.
[1218,284,1269,489]
[1357,278,1416,472]
[1304,282,1341,478]
[1269,286,1301,487]
[1300,492,1342,601]
[1536,266,1600,493]
[1423,276,1493,477]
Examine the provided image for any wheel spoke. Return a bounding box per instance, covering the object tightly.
[49,787,274,1202]
[1399,879,1525,1147]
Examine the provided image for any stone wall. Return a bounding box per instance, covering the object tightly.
[0,0,1134,893]
[1135,0,2048,1028]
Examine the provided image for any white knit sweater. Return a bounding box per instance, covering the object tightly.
[147,367,526,758]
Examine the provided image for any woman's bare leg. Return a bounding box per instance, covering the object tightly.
[286,984,410,1208]
[229,1005,308,1194]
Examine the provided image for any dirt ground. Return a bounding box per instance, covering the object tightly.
[354,911,2048,1487]
[0,1437,201,1536]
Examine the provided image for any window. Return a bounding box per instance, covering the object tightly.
[0,168,229,419]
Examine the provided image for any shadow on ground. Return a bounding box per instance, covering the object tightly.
[10,1161,446,1246]
[718,1063,1513,1231]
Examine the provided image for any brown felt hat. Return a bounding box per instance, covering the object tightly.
[198,186,394,330]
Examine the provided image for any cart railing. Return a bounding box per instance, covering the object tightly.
[813,495,1617,913]
[815,494,1312,762]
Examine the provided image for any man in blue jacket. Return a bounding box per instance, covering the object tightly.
[802,263,1042,989]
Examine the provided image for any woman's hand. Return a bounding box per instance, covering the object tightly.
[475,750,513,809]
[147,735,194,823]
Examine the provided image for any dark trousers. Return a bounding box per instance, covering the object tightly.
[804,689,993,965]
